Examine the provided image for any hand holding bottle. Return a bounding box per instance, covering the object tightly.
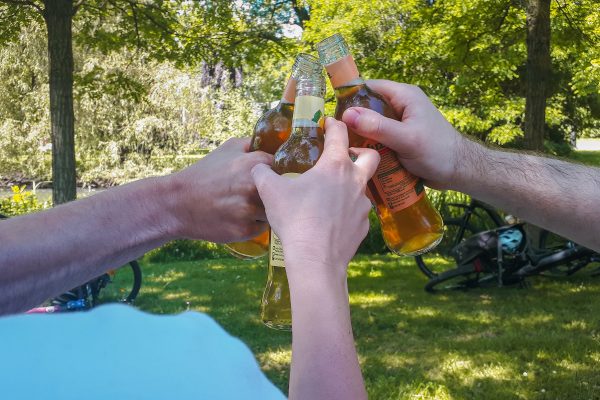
[251,118,379,273]
[342,80,463,190]
[168,137,272,242]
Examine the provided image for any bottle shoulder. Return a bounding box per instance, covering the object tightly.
[273,131,324,174]
[334,84,394,118]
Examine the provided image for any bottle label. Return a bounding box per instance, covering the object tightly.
[366,141,424,212]
[270,230,285,267]
[325,55,360,88]
[293,95,325,129]
[269,173,301,268]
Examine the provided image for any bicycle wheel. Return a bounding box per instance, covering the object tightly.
[424,263,484,292]
[415,218,478,278]
[538,231,592,277]
[93,260,142,305]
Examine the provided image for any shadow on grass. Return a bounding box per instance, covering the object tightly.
[131,254,600,399]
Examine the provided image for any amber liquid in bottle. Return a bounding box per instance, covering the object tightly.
[318,34,444,255]
[261,78,325,330]
[224,80,295,259]
[334,84,444,254]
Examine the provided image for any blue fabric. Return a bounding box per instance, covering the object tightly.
[0,304,285,400]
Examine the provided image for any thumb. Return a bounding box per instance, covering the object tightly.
[251,163,280,204]
[342,107,409,153]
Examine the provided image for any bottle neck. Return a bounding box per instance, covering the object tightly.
[323,55,364,89]
[281,76,297,104]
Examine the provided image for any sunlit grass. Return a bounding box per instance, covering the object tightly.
[570,150,600,167]
[119,253,600,399]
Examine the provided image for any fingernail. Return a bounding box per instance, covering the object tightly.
[343,108,360,129]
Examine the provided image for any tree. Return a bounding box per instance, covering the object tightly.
[0,0,293,204]
[524,0,551,151]
[302,0,599,152]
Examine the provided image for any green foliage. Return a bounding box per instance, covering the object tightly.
[144,239,230,263]
[0,185,50,216]
[357,209,387,255]
[303,0,600,147]
[0,23,263,185]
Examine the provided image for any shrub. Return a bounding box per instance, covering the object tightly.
[0,185,50,216]
[143,239,231,263]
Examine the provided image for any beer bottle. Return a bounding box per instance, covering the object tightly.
[225,54,321,260]
[316,34,444,256]
[261,63,326,330]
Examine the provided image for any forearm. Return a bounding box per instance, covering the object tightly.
[286,257,366,400]
[0,176,179,315]
[453,138,600,251]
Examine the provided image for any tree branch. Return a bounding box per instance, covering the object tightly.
[0,0,44,15]
[73,0,86,15]
[554,0,595,45]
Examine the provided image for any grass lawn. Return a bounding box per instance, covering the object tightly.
[118,254,600,399]
[569,150,600,167]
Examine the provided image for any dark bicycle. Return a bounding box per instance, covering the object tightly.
[0,212,142,312]
[415,199,505,279]
[414,198,600,291]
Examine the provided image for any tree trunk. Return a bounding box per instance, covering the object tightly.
[523,0,551,152]
[44,0,76,205]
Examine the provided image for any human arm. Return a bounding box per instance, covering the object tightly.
[0,138,272,315]
[342,80,600,252]
[251,118,380,400]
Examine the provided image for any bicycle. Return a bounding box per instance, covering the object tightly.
[423,222,600,291]
[0,212,143,313]
[415,199,505,279]
[414,199,600,291]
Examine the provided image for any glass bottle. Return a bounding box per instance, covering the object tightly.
[316,33,444,256]
[261,65,326,330]
[225,54,321,260]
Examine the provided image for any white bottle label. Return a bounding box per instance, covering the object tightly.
[268,173,301,268]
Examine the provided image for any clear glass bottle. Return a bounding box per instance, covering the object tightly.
[261,64,326,330]
[317,33,444,256]
[225,54,322,260]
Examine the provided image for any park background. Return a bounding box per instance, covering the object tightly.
[0,1,599,398]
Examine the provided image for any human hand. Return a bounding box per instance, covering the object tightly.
[166,138,273,242]
[342,80,465,189]
[251,118,379,277]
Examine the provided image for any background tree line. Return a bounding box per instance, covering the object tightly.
[0,0,598,204]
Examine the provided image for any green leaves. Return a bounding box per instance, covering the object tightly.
[302,0,599,146]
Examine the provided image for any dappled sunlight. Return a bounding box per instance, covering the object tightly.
[162,291,193,301]
[256,348,292,371]
[399,306,441,318]
[145,269,187,284]
[562,319,589,331]
[350,292,396,306]
[432,355,513,385]
[361,352,421,371]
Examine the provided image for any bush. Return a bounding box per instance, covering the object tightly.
[0,185,50,216]
[143,239,231,263]
[357,209,387,255]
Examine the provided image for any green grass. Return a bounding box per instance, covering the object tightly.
[113,254,600,399]
[570,150,600,167]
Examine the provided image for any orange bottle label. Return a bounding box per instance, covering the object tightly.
[324,55,360,88]
[366,140,424,212]
[282,76,296,103]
